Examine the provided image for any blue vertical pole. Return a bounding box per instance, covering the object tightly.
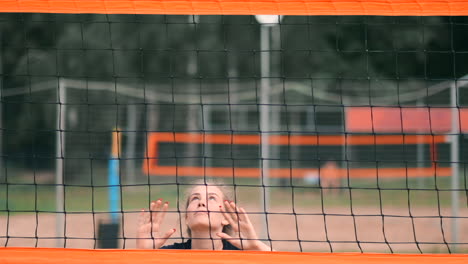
[108,129,120,224]
[108,157,120,223]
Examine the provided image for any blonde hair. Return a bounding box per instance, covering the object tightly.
[184,179,234,238]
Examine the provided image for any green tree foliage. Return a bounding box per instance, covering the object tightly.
[2,14,468,174]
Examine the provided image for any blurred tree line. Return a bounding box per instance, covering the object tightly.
[1,14,468,180]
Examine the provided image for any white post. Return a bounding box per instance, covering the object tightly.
[256,14,282,245]
[450,83,459,252]
[55,79,66,247]
[259,25,271,242]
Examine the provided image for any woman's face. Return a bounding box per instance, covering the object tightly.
[185,185,227,234]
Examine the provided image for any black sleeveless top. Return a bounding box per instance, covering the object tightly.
[160,239,239,250]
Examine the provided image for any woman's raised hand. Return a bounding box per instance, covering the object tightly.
[136,199,176,249]
[217,201,272,251]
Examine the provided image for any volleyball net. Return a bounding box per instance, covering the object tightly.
[0,0,467,263]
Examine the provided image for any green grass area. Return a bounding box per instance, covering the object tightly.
[0,175,463,214]
[1,162,465,214]
[0,184,183,213]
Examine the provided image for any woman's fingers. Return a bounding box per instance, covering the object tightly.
[225,201,248,225]
[220,205,238,230]
[239,207,260,240]
[216,232,243,250]
[154,228,177,248]
[224,200,239,221]
[219,203,264,251]
[147,199,171,233]
[221,201,252,236]
[237,207,250,224]
[224,200,235,213]
[150,199,163,221]
[155,201,169,226]
[138,209,148,225]
[162,228,177,240]
[221,202,258,236]
[230,201,245,222]
[137,198,174,249]
[225,200,237,213]
[138,209,151,234]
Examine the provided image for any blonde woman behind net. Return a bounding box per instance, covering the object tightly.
[136,181,271,251]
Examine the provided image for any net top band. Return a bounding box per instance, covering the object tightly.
[1,248,467,264]
[1,0,468,16]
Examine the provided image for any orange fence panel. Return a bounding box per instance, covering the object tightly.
[143,132,449,178]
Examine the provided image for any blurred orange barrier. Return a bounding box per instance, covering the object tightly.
[143,132,450,178]
[1,0,468,16]
[346,107,468,133]
[1,248,467,264]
